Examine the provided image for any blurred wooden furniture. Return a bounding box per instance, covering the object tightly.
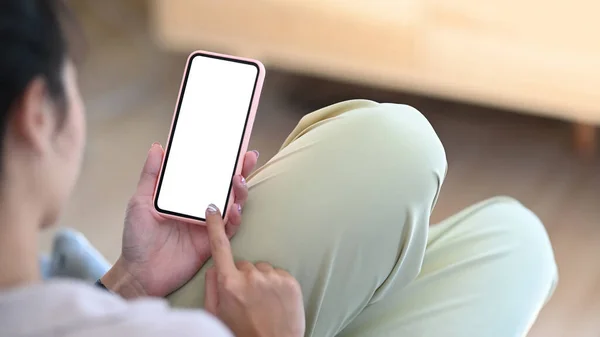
[149,0,600,155]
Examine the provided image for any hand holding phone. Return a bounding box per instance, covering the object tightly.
[153,51,265,225]
[103,145,258,299]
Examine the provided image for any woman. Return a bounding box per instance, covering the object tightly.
[0,1,558,336]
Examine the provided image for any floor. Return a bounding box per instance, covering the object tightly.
[40,1,600,336]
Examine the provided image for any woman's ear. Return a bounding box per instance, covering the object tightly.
[10,77,56,153]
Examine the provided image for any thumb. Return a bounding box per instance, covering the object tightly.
[136,142,164,197]
[204,267,219,315]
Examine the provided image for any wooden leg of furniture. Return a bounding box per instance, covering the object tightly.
[573,123,597,158]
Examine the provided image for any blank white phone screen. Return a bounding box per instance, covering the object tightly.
[156,54,259,220]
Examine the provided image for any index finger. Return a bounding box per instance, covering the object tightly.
[205,204,237,275]
[241,151,259,177]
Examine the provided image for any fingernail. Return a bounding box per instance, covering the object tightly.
[152,142,161,147]
[240,176,247,186]
[252,150,260,159]
[236,203,242,214]
[207,204,218,214]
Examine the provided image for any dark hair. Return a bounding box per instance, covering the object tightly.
[0,0,81,147]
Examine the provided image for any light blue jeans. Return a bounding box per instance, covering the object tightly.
[41,229,111,282]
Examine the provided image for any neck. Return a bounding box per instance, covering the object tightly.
[0,192,42,290]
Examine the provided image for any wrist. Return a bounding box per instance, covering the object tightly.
[100,258,147,299]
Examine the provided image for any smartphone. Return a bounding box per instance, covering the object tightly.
[153,50,265,224]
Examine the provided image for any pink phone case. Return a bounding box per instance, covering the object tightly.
[152,50,266,225]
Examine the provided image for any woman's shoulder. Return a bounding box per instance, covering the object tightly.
[0,279,231,337]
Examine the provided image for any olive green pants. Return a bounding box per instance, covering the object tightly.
[168,100,558,337]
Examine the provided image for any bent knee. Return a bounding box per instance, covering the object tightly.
[295,100,446,177]
[342,102,445,163]
[471,197,558,296]
[335,101,447,180]
[476,197,552,247]
[338,102,447,204]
